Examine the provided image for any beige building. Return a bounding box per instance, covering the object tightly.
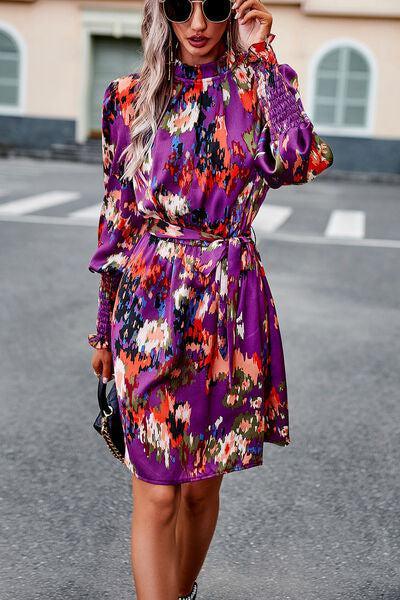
[1,0,400,173]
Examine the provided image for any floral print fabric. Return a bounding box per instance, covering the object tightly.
[87,39,333,484]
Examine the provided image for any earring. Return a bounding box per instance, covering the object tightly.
[167,29,179,81]
[167,28,173,81]
[226,18,232,67]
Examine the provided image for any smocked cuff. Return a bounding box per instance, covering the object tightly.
[87,271,120,351]
[246,34,277,66]
[88,332,111,350]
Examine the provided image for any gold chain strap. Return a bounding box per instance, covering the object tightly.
[100,416,125,464]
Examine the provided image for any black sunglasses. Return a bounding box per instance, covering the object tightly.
[160,0,233,23]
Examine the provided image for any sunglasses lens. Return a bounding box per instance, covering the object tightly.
[163,0,192,22]
[203,0,231,21]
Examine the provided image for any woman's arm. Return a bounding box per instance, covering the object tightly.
[87,75,145,352]
[247,38,334,189]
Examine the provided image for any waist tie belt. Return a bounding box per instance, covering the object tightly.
[146,220,260,388]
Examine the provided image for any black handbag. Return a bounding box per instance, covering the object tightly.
[93,378,125,464]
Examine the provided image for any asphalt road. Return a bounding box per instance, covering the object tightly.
[0,158,399,600]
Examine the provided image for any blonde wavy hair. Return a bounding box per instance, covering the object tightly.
[120,0,245,184]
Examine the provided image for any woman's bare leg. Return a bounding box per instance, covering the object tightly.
[131,475,182,600]
[175,474,224,596]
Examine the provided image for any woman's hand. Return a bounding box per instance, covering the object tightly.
[232,0,273,50]
[92,348,114,383]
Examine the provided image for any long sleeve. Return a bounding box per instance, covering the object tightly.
[87,75,147,351]
[247,37,334,189]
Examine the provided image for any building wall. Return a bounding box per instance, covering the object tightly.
[0,0,80,118]
[0,0,399,172]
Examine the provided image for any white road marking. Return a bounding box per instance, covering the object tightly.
[255,204,293,233]
[0,214,95,226]
[69,204,100,221]
[324,209,366,239]
[262,230,400,248]
[0,191,81,215]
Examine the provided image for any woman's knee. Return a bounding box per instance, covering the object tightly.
[132,475,181,523]
[181,474,223,514]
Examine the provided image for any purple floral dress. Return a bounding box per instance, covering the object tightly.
[87,38,334,484]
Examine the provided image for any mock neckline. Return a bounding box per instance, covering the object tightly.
[173,46,237,80]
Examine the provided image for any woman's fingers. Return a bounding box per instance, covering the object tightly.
[233,0,270,18]
[92,349,114,382]
[238,8,270,25]
[232,0,273,46]
[101,358,114,382]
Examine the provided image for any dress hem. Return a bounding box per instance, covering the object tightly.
[125,458,264,486]
[264,437,291,447]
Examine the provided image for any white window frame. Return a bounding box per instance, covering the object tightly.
[308,38,377,137]
[78,8,143,143]
[0,21,26,116]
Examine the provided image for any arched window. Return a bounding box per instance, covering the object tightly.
[313,45,371,130]
[0,29,20,107]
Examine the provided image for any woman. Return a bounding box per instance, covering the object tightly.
[88,0,334,598]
